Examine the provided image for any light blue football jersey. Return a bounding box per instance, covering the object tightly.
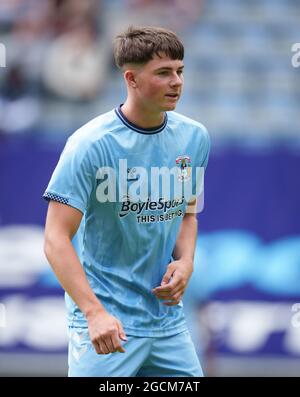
[43,106,210,337]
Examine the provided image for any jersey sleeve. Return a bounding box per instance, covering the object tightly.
[187,125,210,214]
[200,125,211,170]
[43,137,95,214]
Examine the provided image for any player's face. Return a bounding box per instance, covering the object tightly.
[135,54,184,112]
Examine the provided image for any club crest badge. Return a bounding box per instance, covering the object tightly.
[176,155,191,181]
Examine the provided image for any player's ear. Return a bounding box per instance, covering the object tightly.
[124,70,137,88]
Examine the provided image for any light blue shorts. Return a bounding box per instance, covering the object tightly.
[68,328,204,377]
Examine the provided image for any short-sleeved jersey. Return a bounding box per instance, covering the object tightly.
[43,106,210,337]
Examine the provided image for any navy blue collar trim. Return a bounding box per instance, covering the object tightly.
[115,106,167,134]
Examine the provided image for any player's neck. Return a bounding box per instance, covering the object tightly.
[121,100,165,129]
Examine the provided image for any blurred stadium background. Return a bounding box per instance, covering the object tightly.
[0,0,300,377]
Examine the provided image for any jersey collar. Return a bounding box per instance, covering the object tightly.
[115,105,168,135]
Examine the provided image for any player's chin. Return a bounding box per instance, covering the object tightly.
[166,104,177,111]
[162,101,178,111]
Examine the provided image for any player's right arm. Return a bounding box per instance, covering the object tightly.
[44,200,127,354]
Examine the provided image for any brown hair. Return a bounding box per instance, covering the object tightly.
[114,26,184,69]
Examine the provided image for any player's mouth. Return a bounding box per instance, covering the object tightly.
[165,93,180,100]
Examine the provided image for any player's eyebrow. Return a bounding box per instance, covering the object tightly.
[155,65,184,72]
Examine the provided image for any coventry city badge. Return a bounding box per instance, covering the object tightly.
[176,155,191,182]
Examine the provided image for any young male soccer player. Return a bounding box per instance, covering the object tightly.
[43,26,210,377]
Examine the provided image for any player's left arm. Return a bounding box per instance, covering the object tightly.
[152,203,197,306]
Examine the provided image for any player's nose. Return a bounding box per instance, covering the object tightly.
[170,73,183,88]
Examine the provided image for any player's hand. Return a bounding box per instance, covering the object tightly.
[152,259,193,306]
[87,309,127,355]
